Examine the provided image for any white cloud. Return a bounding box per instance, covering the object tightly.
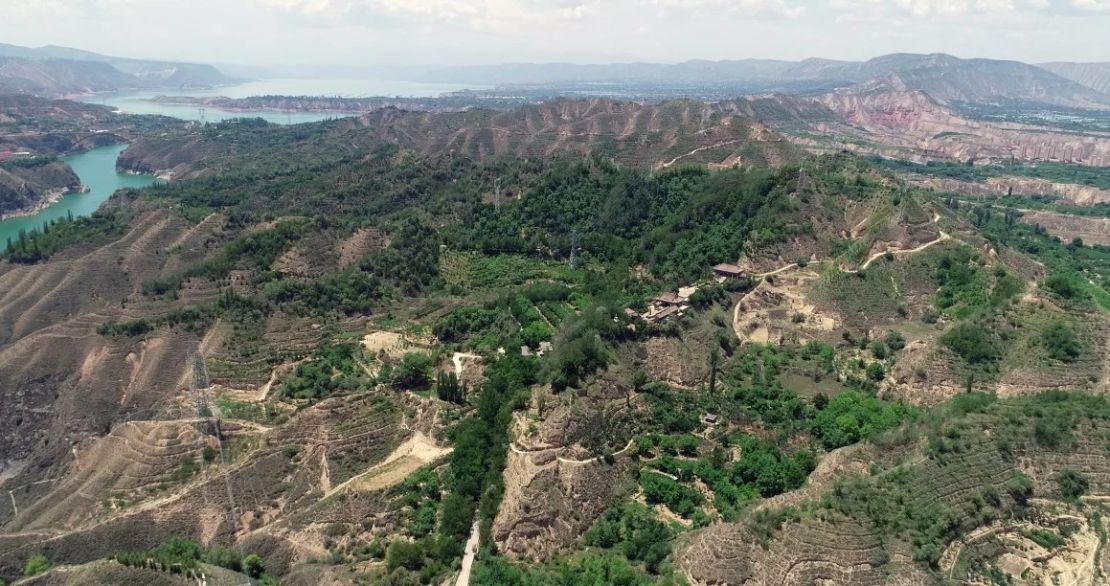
[1,0,1107,66]
[1070,0,1110,11]
[829,0,1110,16]
[257,0,335,12]
[252,0,594,29]
[649,0,805,18]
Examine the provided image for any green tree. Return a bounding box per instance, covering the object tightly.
[708,347,720,395]
[393,353,433,390]
[436,371,464,403]
[386,540,425,572]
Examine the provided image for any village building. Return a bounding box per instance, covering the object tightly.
[648,305,681,323]
[712,263,747,280]
[651,292,684,308]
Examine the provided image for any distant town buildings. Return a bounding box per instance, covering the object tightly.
[0,151,32,162]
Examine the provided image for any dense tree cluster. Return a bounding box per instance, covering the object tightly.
[4,208,127,264]
[280,342,366,400]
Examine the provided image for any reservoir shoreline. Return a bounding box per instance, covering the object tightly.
[0,144,157,246]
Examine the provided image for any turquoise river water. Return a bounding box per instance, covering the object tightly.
[0,144,158,247]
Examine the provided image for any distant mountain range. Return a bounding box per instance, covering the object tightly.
[1039,62,1110,95]
[0,43,236,97]
[422,53,1110,111]
[2,43,1109,117]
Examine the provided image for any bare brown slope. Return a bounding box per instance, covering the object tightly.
[0,393,413,579]
[353,99,797,169]
[729,90,1110,166]
[907,175,1110,206]
[0,203,225,522]
[817,89,1110,165]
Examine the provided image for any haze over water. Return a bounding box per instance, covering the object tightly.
[80,78,486,124]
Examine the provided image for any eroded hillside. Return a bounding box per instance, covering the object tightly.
[1,99,1109,586]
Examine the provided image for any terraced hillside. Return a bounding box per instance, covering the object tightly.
[678,393,1110,585]
[119,98,800,179]
[2,95,1109,585]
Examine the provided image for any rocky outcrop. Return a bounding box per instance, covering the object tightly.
[909,175,1110,206]
[1021,210,1110,246]
[0,158,80,217]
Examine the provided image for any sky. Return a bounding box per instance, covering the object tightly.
[2,0,1109,69]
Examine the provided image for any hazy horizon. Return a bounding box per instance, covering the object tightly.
[3,0,1109,71]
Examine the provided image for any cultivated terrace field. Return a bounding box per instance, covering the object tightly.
[1,100,1109,586]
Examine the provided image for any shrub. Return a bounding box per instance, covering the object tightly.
[24,554,50,577]
[940,323,998,365]
[243,554,265,578]
[1024,529,1066,549]
[866,362,885,381]
[1042,274,1086,301]
[1041,321,1082,362]
[1056,469,1089,502]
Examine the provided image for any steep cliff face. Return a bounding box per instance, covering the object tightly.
[0,159,80,217]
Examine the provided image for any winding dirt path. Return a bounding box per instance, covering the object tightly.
[507,439,635,465]
[732,212,958,343]
[455,520,481,586]
[657,139,747,169]
[845,231,950,273]
[324,432,451,498]
[452,352,481,377]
